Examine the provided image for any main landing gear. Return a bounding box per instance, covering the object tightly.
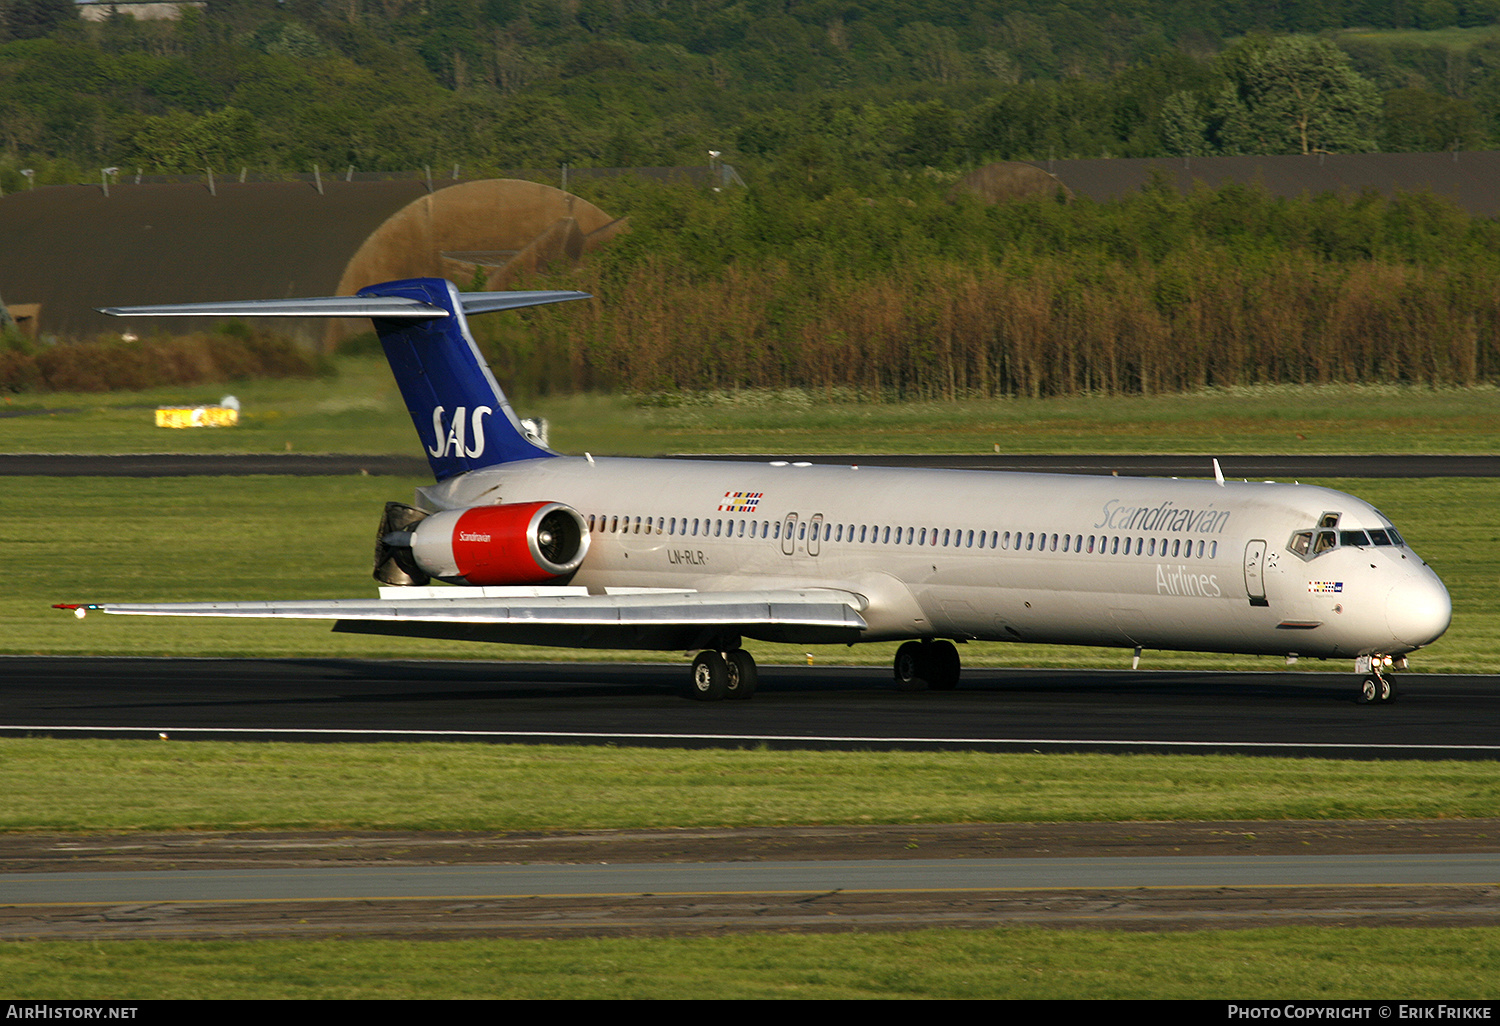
[1356,654,1400,704]
[686,648,759,701]
[894,639,961,691]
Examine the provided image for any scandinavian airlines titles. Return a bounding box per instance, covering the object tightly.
[1094,498,1231,535]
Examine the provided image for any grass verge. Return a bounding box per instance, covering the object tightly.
[3,740,1498,831]
[6,370,1500,457]
[4,928,1499,999]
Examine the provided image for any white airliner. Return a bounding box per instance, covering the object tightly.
[60,278,1452,703]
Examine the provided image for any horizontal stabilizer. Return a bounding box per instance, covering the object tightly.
[99,290,590,320]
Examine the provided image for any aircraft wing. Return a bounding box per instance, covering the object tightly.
[57,588,868,649]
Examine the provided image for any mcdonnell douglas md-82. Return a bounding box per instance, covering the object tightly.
[58,278,1452,703]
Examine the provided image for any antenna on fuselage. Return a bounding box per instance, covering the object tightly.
[1212,458,1225,487]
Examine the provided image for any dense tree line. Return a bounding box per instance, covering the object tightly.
[2,3,1500,189]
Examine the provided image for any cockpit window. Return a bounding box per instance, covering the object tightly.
[1292,520,1405,560]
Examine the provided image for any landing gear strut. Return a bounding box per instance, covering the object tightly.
[893,640,961,691]
[686,648,758,701]
[1356,654,1398,704]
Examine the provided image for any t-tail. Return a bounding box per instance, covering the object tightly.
[100,277,591,480]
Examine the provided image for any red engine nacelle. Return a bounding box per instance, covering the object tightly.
[407,501,590,586]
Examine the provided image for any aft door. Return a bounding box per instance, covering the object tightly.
[1244,539,1268,607]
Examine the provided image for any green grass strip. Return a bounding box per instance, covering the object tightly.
[3,740,1498,832]
[4,928,1499,999]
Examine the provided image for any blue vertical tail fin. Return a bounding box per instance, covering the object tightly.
[356,278,587,481]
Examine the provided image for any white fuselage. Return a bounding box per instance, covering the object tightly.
[414,456,1452,660]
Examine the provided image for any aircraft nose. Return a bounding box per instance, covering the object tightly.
[1386,571,1452,650]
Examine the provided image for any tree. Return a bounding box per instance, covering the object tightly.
[1160,90,1208,156]
[0,0,75,42]
[1214,36,1381,155]
[1381,86,1483,151]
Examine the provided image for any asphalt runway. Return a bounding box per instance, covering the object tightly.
[2,657,1496,759]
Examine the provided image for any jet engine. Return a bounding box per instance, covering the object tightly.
[375,500,590,587]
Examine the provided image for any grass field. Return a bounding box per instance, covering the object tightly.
[1336,24,1500,52]
[5,361,1500,456]
[7,740,1499,831]
[6,928,1499,999]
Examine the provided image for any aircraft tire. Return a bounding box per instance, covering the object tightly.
[688,651,730,701]
[1358,676,1379,704]
[894,642,927,689]
[724,649,758,700]
[926,641,961,691]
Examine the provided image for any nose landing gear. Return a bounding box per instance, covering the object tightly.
[1356,654,1400,704]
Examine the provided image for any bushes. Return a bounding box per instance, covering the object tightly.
[512,181,1500,399]
[0,329,324,393]
[517,250,1500,399]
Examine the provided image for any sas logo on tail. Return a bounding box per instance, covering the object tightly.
[429,406,492,459]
